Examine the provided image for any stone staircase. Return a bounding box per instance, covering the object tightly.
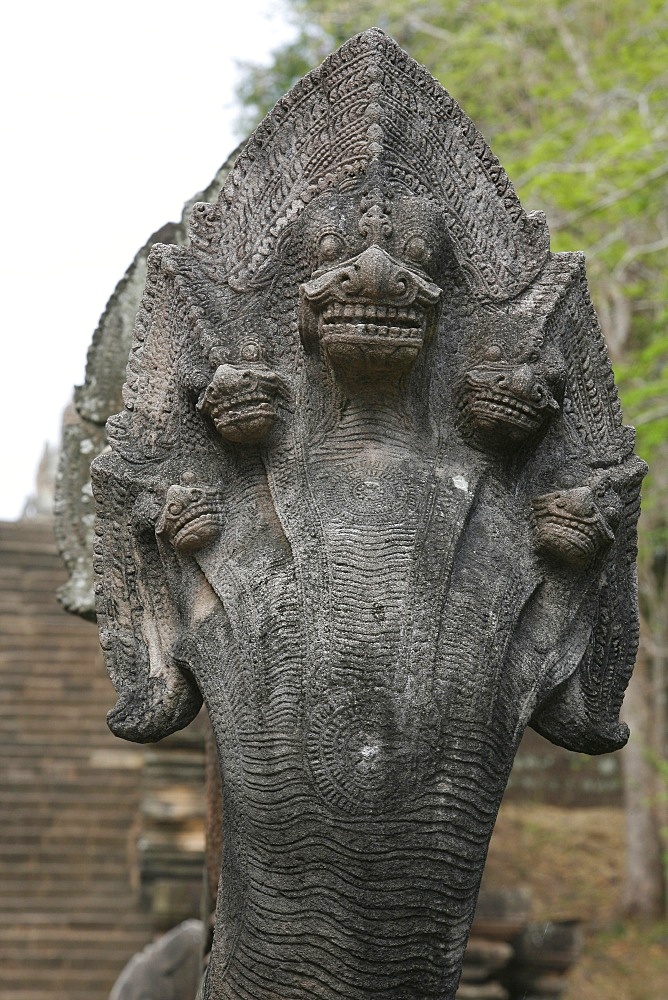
[0,519,154,1000]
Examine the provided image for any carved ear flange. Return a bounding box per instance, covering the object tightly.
[456,344,565,453]
[156,473,224,554]
[532,485,619,567]
[197,344,284,444]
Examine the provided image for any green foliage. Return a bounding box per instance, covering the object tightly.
[617,343,668,470]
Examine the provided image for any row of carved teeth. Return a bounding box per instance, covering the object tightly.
[538,512,601,538]
[536,518,603,540]
[323,323,422,341]
[470,394,542,418]
[210,395,273,414]
[322,303,421,324]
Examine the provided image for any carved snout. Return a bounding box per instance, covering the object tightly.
[494,364,558,408]
[532,486,617,566]
[198,363,283,444]
[303,244,441,311]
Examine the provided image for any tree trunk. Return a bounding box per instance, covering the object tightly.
[621,656,666,917]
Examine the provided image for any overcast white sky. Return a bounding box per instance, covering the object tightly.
[0,0,295,519]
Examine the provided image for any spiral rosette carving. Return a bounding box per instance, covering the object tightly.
[306,692,431,816]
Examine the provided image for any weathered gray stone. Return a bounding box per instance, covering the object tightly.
[55,151,241,618]
[109,918,203,1000]
[92,29,645,1000]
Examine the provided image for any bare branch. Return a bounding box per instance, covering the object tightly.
[613,235,668,280]
[405,16,454,43]
[565,162,668,225]
[546,8,596,96]
[633,404,668,426]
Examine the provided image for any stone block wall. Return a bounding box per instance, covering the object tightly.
[0,519,154,1000]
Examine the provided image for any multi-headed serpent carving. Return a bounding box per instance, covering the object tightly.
[92,30,645,1000]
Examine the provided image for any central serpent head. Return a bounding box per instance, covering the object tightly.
[299,188,444,378]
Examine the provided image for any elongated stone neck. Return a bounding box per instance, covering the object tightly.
[328,384,421,454]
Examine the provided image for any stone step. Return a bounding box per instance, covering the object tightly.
[0,860,134,878]
[0,925,151,944]
[0,912,152,929]
[0,737,123,753]
[0,817,134,836]
[3,991,109,1000]
[1,969,122,990]
[0,892,144,912]
[0,792,134,808]
[0,520,163,998]
[3,772,140,791]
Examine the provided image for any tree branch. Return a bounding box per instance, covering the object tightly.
[564,162,668,225]
[546,7,596,96]
[613,235,668,280]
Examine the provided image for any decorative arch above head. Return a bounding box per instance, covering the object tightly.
[189,28,550,300]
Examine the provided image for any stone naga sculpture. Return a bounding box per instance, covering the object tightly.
[92,29,645,1000]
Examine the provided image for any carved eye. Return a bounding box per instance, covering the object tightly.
[485,344,502,362]
[318,232,345,263]
[240,341,263,363]
[604,505,620,524]
[544,363,566,388]
[404,234,430,264]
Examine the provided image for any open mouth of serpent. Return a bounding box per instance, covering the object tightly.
[320,302,425,346]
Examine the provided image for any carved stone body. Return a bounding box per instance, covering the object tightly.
[92,30,645,1000]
